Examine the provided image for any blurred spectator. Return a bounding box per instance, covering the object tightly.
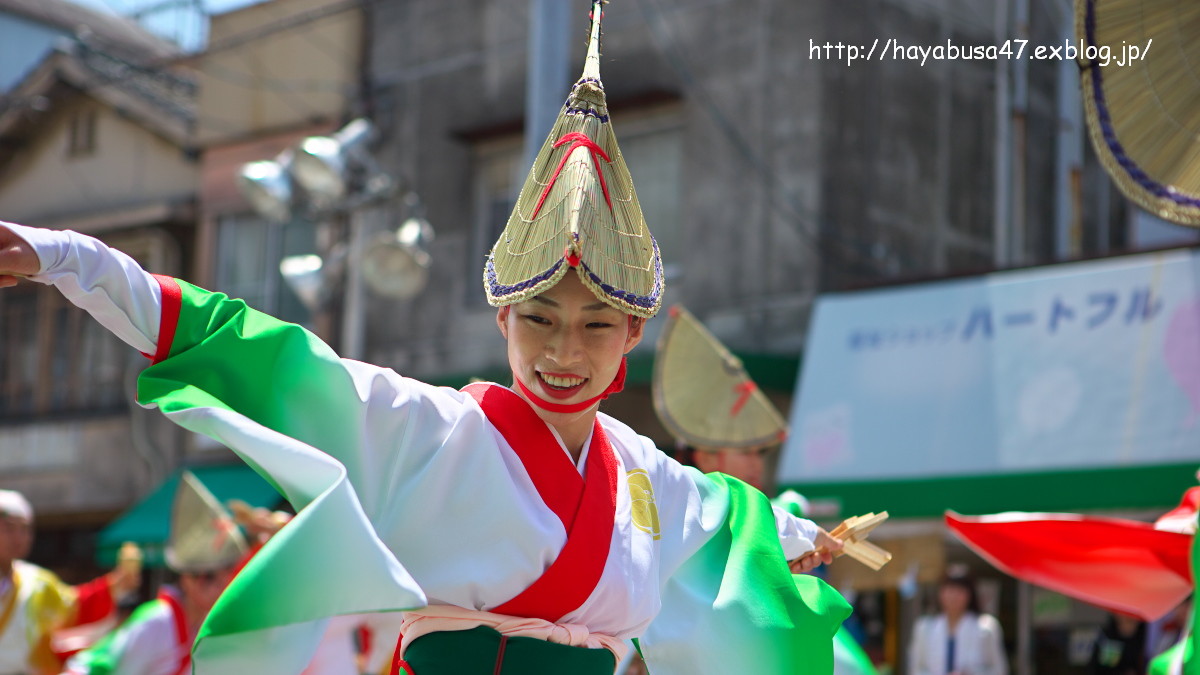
[1147,597,1191,662]
[63,472,246,675]
[1088,613,1147,675]
[645,304,866,675]
[50,543,144,661]
[909,565,1008,675]
[686,445,771,492]
[0,490,138,675]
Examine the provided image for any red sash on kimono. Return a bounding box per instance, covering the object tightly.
[389,383,621,675]
[157,588,191,675]
[462,382,620,621]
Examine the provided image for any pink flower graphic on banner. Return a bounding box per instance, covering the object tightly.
[801,405,853,472]
[1163,297,1200,428]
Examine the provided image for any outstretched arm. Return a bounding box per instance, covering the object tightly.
[652,452,839,574]
[1,221,453,511]
[0,221,162,354]
[5,221,434,671]
[0,222,42,284]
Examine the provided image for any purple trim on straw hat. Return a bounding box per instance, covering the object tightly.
[1085,0,1200,208]
[485,237,664,311]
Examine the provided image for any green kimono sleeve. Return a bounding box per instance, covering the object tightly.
[135,279,425,674]
[641,472,852,674]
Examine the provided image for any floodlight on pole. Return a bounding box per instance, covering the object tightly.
[236,155,293,223]
[361,216,435,300]
[278,254,326,312]
[290,118,379,204]
[237,115,434,339]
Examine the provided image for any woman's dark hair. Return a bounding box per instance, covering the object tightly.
[939,563,981,614]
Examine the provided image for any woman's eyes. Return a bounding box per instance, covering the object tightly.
[520,314,615,329]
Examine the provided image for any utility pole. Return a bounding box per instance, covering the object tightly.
[993,0,1013,269]
[520,0,573,190]
[1053,0,1084,261]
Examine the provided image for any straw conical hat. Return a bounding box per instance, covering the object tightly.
[1077,0,1200,225]
[484,0,663,317]
[165,471,247,573]
[652,305,789,449]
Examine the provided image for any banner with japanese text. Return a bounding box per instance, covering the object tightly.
[779,249,1200,483]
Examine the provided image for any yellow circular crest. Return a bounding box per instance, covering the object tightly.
[627,469,661,540]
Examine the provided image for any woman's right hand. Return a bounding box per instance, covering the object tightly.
[0,224,39,286]
[788,527,844,573]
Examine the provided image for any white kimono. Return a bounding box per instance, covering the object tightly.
[9,222,835,675]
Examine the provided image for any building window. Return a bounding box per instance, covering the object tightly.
[469,107,683,305]
[0,242,152,422]
[214,214,317,325]
[620,116,683,279]
[0,288,40,418]
[0,231,180,421]
[67,109,98,158]
[469,137,522,305]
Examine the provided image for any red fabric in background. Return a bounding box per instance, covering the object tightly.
[945,511,1193,621]
[51,576,116,660]
[71,577,115,626]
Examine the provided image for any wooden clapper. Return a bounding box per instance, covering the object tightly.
[826,512,892,570]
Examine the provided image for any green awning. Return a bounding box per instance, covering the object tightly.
[95,464,283,568]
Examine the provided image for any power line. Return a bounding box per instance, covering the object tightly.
[130,0,196,19]
[198,58,351,93]
[94,0,131,15]
[156,0,376,65]
[287,11,358,64]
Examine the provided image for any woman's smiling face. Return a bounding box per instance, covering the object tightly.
[497,270,643,419]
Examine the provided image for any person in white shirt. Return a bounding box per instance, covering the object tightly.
[909,566,1008,675]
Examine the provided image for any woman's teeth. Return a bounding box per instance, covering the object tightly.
[541,374,585,388]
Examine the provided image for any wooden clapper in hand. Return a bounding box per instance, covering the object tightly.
[825,512,892,570]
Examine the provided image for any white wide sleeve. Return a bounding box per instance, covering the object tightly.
[772,504,819,559]
[4,221,162,354]
[649,445,818,572]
